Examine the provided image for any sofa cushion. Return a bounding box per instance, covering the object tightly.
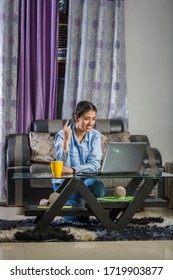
[29,131,130,163]
[101,132,130,161]
[29,132,56,163]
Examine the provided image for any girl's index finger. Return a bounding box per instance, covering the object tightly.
[64,119,69,128]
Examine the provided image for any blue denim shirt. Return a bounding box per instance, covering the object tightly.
[54,123,102,174]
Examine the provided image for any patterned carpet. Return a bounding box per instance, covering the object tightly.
[0,216,173,242]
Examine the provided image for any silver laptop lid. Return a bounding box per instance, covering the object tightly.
[101,142,147,173]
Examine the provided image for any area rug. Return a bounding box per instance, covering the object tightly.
[0,217,173,242]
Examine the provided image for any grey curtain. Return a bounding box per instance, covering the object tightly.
[63,0,128,129]
[0,0,19,200]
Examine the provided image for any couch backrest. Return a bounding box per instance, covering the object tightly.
[32,119,124,134]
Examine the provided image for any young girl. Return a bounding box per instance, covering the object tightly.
[53,100,105,222]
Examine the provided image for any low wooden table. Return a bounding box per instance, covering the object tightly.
[13,172,172,232]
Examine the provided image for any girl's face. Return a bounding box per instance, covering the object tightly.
[74,110,96,133]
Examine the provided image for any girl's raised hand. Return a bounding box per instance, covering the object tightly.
[63,119,72,142]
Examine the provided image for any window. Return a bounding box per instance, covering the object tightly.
[57,0,69,117]
[58,0,68,77]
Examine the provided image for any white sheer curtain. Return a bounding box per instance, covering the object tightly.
[0,0,19,200]
[62,0,128,129]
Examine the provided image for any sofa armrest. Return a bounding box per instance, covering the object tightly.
[130,134,163,170]
[130,134,150,145]
[6,166,30,206]
[6,134,30,167]
[142,146,163,171]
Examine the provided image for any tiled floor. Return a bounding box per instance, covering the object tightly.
[0,205,173,260]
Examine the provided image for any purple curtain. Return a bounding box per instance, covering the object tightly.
[17,0,58,133]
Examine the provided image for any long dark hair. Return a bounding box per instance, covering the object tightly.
[73,101,97,120]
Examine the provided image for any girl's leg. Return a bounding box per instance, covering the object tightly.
[53,179,105,201]
[52,179,105,223]
[53,183,80,206]
[83,179,105,198]
[53,183,82,222]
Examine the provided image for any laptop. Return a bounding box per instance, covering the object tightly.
[78,142,147,176]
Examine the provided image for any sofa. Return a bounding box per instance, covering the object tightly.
[6,119,164,206]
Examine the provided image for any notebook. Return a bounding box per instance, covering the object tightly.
[78,142,147,176]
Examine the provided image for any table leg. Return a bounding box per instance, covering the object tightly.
[114,179,157,231]
[33,178,116,232]
[125,177,143,195]
[33,178,77,231]
[75,180,116,232]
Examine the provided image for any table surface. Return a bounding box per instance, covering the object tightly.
[13,171,173,180]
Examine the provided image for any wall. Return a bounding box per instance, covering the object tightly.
[125,0,173,164]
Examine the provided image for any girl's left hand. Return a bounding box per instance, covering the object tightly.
[63,166,74,174]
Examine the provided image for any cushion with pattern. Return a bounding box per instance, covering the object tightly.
[29,132,56,163]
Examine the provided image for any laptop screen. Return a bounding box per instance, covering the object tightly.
[101,142,147,173]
